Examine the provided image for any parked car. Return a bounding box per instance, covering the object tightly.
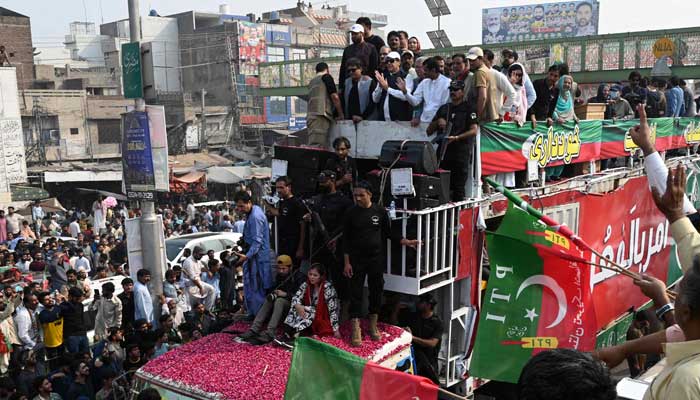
[165,232,242,269]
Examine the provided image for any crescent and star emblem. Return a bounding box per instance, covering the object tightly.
[516,275,568,329]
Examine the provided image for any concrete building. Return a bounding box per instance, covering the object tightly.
[34,22,109,68]
[0,7,35,89]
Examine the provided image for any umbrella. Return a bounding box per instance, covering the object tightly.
[103,196,118,208]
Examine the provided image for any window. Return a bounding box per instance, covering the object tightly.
[293,96,307,114]
[70,128,79,135]
[96,120,121,144]
[269,96,287,115]
[201,239,225,253]
[268,46,285,62]
[41,130,60,146]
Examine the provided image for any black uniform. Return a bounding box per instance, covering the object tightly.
[275,196,305,262]
[309,191,354,300]
[324,155,358,199]
[406,312,444,384]
[432,101,478,201]
[343,203,393,318]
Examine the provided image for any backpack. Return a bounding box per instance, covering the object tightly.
[646,91,662,118]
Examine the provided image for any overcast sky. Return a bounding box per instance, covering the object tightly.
[6,0,700,49]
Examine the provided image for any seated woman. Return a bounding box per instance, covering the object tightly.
[547,74,579,181]
[283,263,340,340]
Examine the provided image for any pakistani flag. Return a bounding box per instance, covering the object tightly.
[285,337,438,400]
[470,202,597,383]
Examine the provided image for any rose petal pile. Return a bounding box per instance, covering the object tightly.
[143,321,408,400]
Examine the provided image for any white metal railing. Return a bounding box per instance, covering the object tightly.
[384,199,481,296]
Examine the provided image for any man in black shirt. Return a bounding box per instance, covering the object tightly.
[356,17,385,56]
[527,64,560,128]
[59,287,89,353]
[268,176,306,264]
[118,278,135,330]
[403,293,444,384]
[343,182,418,347]
[324,136,357,198]
[305,170,354,314]
[338,24,378,94]
[427,80,479,201]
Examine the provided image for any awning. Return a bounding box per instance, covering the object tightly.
[75,188,128,201]
[11,185,50,201]
[172,171,206,184]
[206,166,271,184]
[17,197,66,216]
[44,170,122,182]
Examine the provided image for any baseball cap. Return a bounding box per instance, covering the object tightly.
[610,84,623,92]
[449,80,465,91]
[349,24,364,33]
[466,47,484,60]
[386,51,401,61]
[318,170,337,182]
[401,50,414,58]
[276,255,293,266]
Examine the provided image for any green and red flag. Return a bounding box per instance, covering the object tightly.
[470,202,597,383]
[284,337,438,400]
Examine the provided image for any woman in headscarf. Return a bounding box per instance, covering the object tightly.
[546,75,579,180]
[587,83,613,119]
[504,63,528,127]
[408,36,422,58]
[283,263,340,339]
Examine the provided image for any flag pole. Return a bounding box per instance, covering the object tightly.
[484,178,677,300]
[438,387,468,400]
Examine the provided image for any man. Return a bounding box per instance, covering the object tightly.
[68,218,80,239]
[482,10,507,44]
[32,201,44,237]
[433,55,446,76]
[666,76,685,117]
[386,31,401,53]
[90,282,122,342]
[73,248,90,274]
[372,51,413,122]
[307,62,343,148]
[482,50,517,123]
[622,71,648,116]
[646,78,667,118]
[241,254,306,344]
[499,49,536,108]
[343,182,418,346]
[528,64,561,128]
[402,293,443,384]
[356,17,385,55]
[268,176,306,263]
[33,376,61,400]
[37,292,64,370]
[403,57,451,124]
[0,46,11,66]
[574,2,596,37]
[233,191,273,317]
[338,24,378,94]
[681,79,697,117]
[133,269,154,326]
[398,31,409,52]
[467,47,499,123]
[426,80,479,201]
[341,58,377,123]
[16,251,32,273]
[0,210,7,243]
[66,360,94,399]
[182,247,216,311]
[377,46,391,73]
[14,293,41,363]
[305,170,354,313]
[609,85,635,120]
[186,199,196,222]
[6,207,24,236]
[118,277,135,330]
[59,287,89,353]
[184,302,216,336]
[518,349,616,400]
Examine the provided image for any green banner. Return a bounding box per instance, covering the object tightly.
[481,117,700,175]
[121,42,143,99]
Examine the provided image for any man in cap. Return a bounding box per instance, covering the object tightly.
[338,24,378,95]
[426,80,478,201]
[355,17,385,55]
[466,46,499,123]
[401,293,444,384]
[372,51,413,121]
[239,255,304,344]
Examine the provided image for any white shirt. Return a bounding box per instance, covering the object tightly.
[491,69,517,117]
[406,74,452,123]
[134,280,154,323]
[69,221,81,238]
[187,204,196,221]
[75,256,91,273]
[372,73,415,122]
[13,305,39,349]
[182,255,203,286]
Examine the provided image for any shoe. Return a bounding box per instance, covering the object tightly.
[368,314,381,341]
[256,332,275,344]
[351,318,362,347]
[239,329,258,341]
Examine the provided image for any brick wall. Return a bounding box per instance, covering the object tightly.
[0,15,34,89]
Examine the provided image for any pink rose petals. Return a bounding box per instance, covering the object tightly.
[142,320,409,400]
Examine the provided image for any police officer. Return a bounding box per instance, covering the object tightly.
[268,176,306,265]
[324,136,358,199]
[343,181,418,347]
[401,293,444,384]
[304,170,354,318]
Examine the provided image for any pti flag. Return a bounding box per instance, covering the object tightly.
[285,337,438,400]
[470,202,597,383]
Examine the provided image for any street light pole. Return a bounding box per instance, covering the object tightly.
[128,0,164,323]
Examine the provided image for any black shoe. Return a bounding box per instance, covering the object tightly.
[256,332,275,344]
[239,330,258,341]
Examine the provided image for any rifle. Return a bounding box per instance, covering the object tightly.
[430,104,454,165]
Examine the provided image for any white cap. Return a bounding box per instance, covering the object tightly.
[349,24,364,33]
[386,51,401,61]
[466,46,484,60]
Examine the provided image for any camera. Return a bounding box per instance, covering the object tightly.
[225,237,251,266]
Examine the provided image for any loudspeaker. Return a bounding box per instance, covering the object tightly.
[432,169,451,203]
[274,145,334,171]
[412,174,443,201]
[379,141,438,175]
[366,169,447,205]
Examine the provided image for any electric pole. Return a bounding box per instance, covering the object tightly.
[200,89,207,151]
[127,0,164,323]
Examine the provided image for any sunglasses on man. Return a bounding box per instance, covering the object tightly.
[386,58,399,63]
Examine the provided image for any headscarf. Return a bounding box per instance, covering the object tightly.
[554,75,575,120]
[303,278,333,336]
[507,63,525,88]
[594,83,610,102]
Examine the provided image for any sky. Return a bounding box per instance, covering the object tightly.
[5,0,700,50]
